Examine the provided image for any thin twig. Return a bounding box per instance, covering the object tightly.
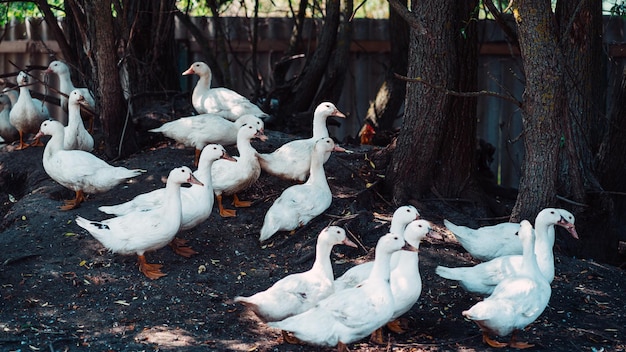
[394,73,523,107]
[556,194,589,207]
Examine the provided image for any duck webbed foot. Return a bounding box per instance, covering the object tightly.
[60,190,85,210]
[169,237,198,257]
[386,318,409,334]
[369,327,386,345]
[217,195,237,217]
[137,254,167,280]
[482,332,508,348]
[281,330,304,345]
[232,193,252,208]
[508,330,535,349]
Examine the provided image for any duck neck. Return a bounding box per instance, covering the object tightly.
[67,103,81,128]
[58,74,75,94]
[44,130,65,157]
[311,113,329,139]
[310,240,334,281]
[18,86,32,102]
[306,149,328,187]
[195,159,214,191]
[196,73,212,91]
[162,180,183,223]
[370,248,393,284]
[521,233,541,277]
[236,137,255,161]
[533,218,556,280]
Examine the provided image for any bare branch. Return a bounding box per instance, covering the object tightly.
[387,0,427,34]
[394,73,522,107]
[483,0,518,45]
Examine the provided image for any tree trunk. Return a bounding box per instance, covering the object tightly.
[555,0,617,263]
[88,0,138,158]
[279,0,341,115]
[386,0,478,203]
[510,0,563,221]
[314,0,352,104]
[362,0,409,143]
[123,0,180,107]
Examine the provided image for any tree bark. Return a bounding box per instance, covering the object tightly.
[386,0,479,203]
[362,0,409,142]
[278,0,341,115]
[88,0,138,158]
[314,0,352,104]
[510,0,563,221]
[123,1,180,106]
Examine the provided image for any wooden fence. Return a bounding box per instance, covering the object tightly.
[2,16,626,188]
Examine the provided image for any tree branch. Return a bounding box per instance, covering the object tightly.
[394,73,522,107]
[483,0,518,45]
[387,0,427,34]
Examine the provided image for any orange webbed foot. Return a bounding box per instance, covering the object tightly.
[232,194,252,208]
[483,332,508,348]
[369,327,385,345]
[169,237,198,258]
[386,318,408,334]
[281,330,304,345]
[137,255,166,280]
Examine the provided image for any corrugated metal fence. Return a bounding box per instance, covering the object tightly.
[2,17,625,188]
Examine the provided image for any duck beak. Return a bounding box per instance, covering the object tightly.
[557,217,579,239]
[182,67,195,76]
[187,173,204,187]
[426,226,443,240]
[401,240,418,252]
[256,131,268,142]
[342,238,358,248]
[34,130,45,139]
[332,109,346,118]
[221,150,237,162]
[333,145,346,152]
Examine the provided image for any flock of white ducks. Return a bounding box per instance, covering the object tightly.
[1,60,583,350]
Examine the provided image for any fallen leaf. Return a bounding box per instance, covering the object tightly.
[197,265,207,274]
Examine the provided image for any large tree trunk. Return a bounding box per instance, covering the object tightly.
[362,0,409,144]
[386,0,478,203]
[88,0,138,158]
[510,0,563,221]
[555,0,617,263]
[278,0,341,115]
[314,0,352,104]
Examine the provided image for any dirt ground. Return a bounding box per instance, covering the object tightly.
[0,124,625,352]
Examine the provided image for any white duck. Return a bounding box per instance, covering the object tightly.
[257,102,346,182]
[268,232,416,350]
[462,220,551,349]
[234,226,357,323]
[98,144,236,256]
[64,90,94,152]
[259,137,343,242]
[436,208,578,295]
[36,120,145,210]
[76,166,202,280]
[333,205,421,292]
[212,123,267,217]
[45,60,96,112]
[3,86,51,118]
[380,219,435,338]
[443,207,571,262]
[0,93,19,144]
[182,61,268,121]
[149,113,264,165]
[9,71,50,149]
